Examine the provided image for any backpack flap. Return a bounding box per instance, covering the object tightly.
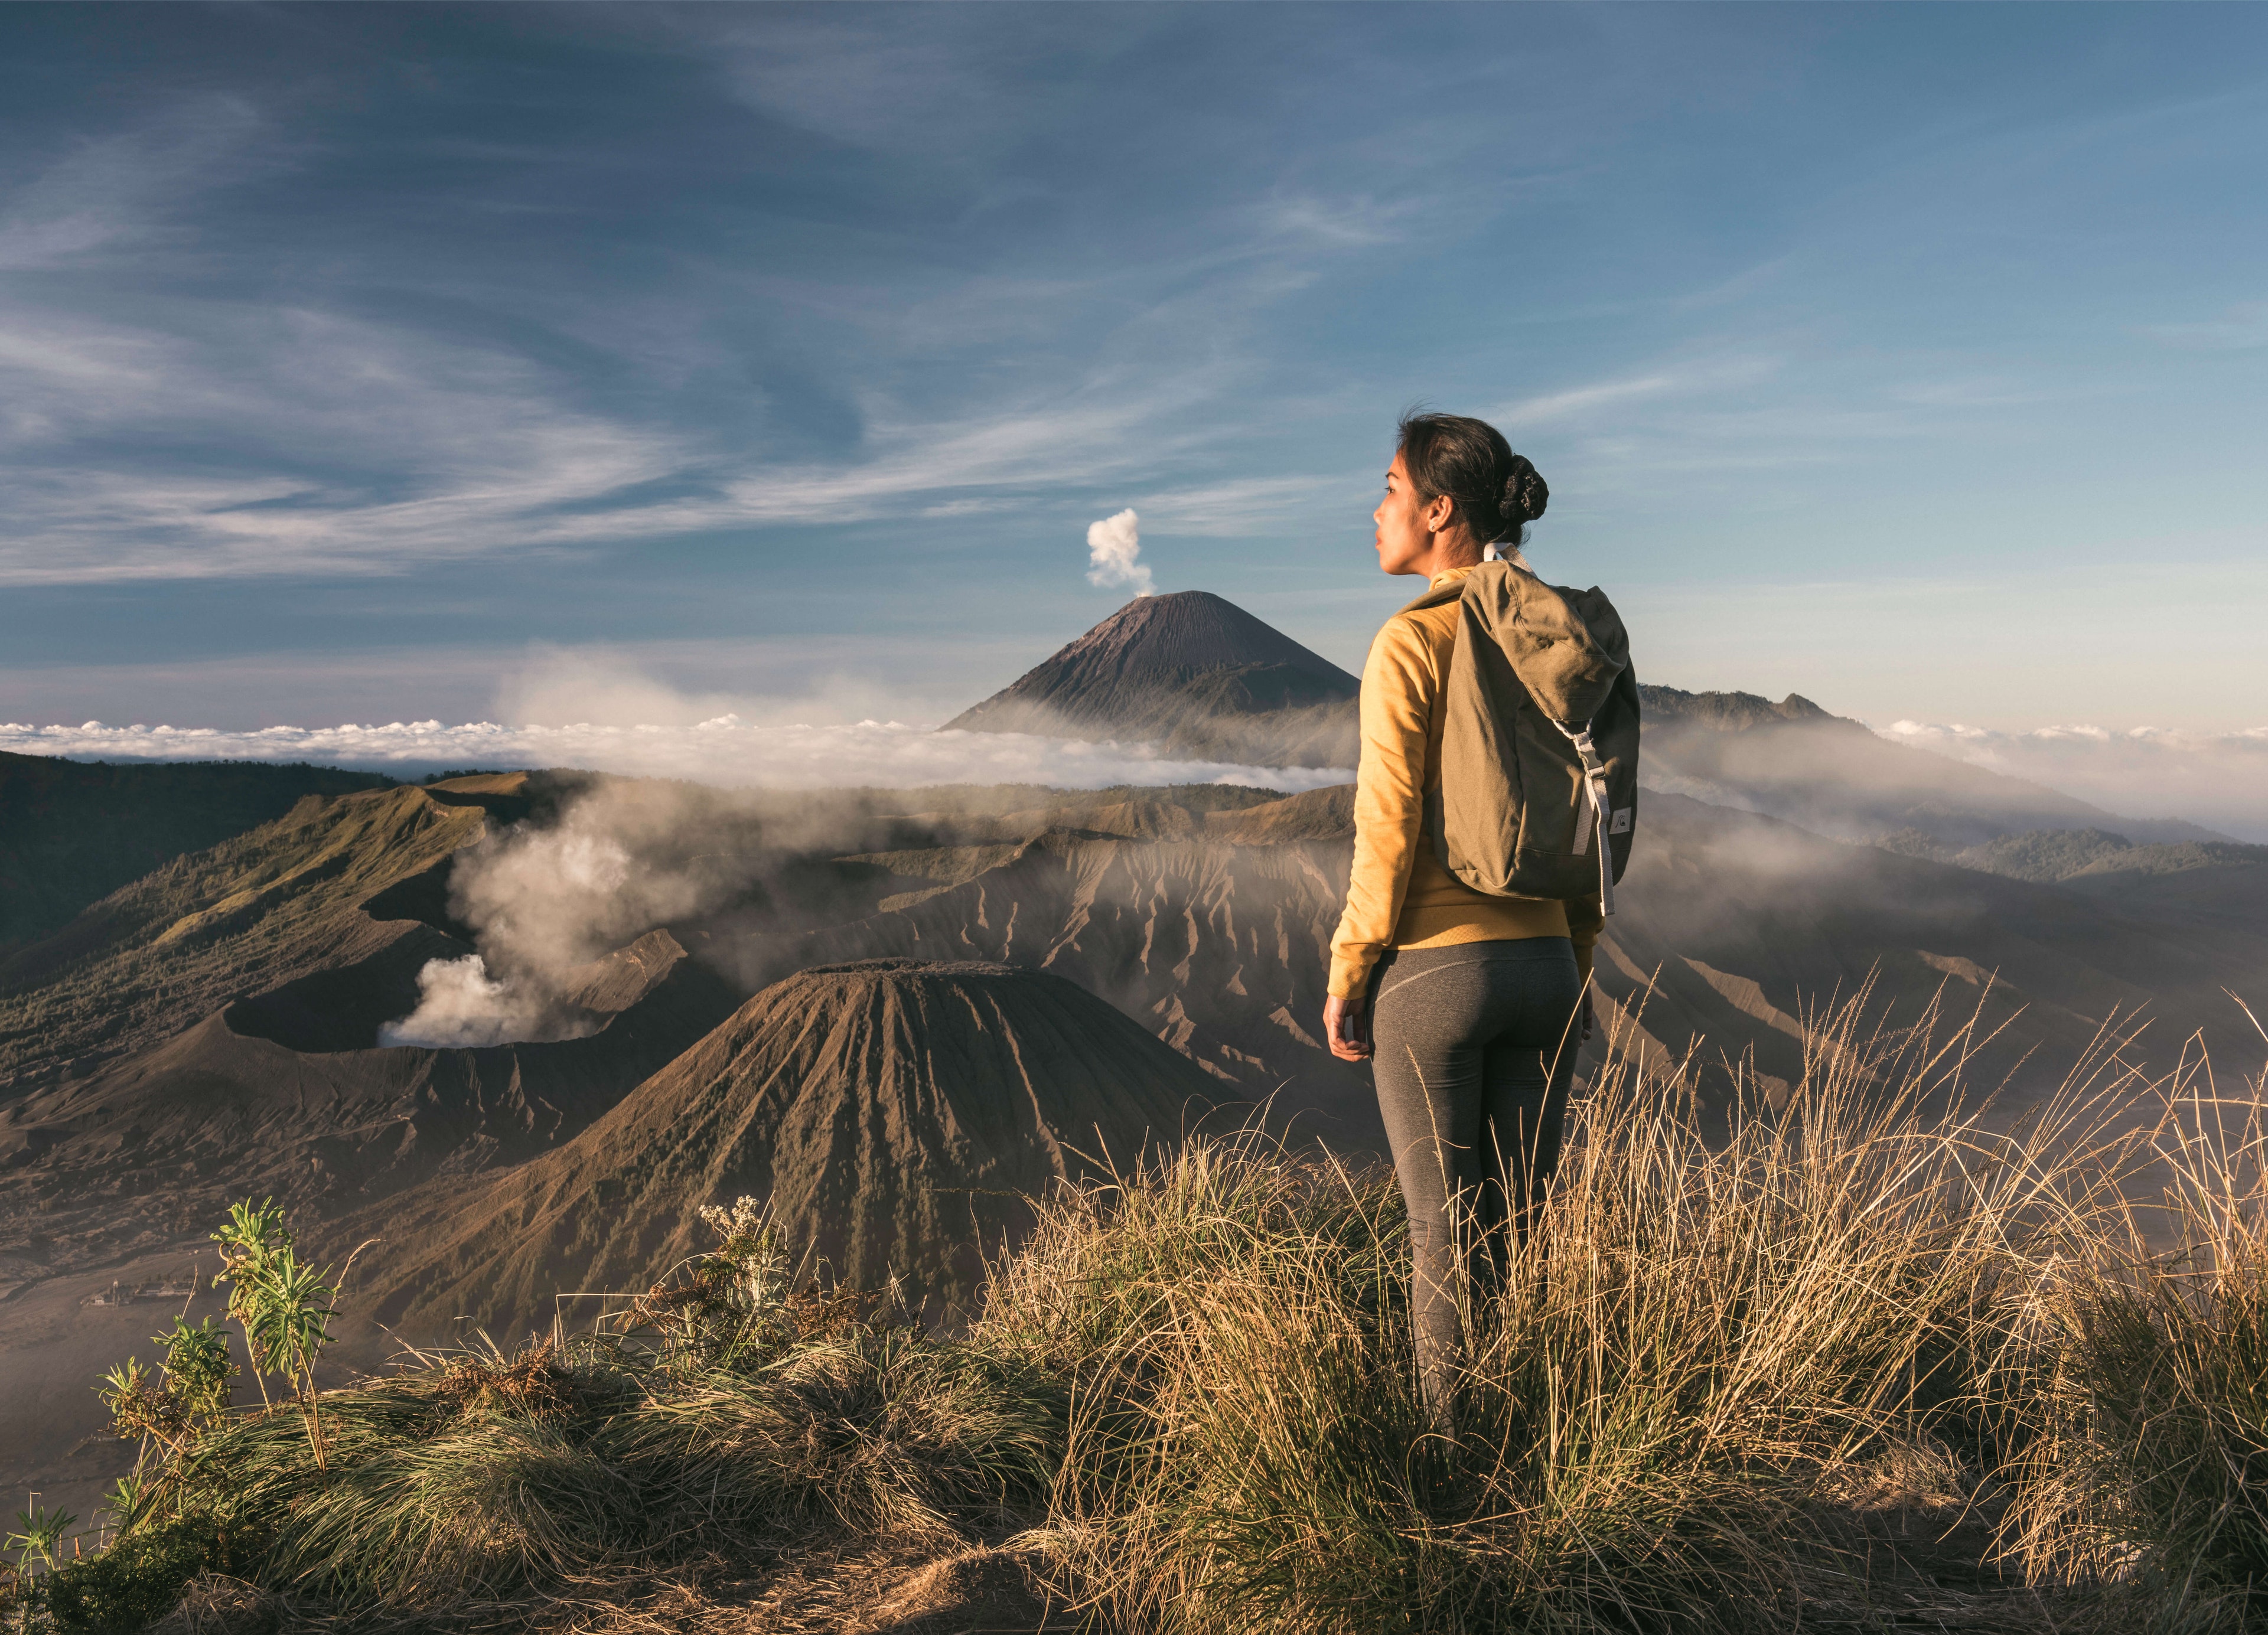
[1462,567,1631,724]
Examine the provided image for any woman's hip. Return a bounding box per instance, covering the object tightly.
[1370,937,1582,1050]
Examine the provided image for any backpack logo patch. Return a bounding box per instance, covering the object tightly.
[1609,807,1633,836]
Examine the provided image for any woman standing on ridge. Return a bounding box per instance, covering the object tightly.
[1324,412,1602,1431]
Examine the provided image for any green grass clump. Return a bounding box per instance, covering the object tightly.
[57,1203,1064,1626]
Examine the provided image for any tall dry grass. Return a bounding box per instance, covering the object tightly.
[25,981,2268,1634]
[981,980,2165,1633]
[2006,1004,2268,1629]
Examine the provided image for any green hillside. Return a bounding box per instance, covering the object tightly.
[0,754,397,949]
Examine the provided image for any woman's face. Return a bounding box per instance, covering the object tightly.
[1373,451,1446,576]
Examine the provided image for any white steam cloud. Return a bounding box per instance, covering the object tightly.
[378,781,775,1047]
[379,954,586,1049]
[1881,721,2268,843]
[1086,507,1152,596]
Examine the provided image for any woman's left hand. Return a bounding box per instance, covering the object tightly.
[1323,993,1372,1061]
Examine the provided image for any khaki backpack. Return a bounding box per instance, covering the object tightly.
[1404,560,1639,912]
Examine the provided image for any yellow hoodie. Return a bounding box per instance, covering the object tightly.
[1327,563,1604,998]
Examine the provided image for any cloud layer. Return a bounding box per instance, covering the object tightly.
[1884,722,2268,843]
[0,716,1350,795]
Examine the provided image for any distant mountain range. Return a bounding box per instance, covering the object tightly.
[1636,686,2223,851]
[949,588,2226,850]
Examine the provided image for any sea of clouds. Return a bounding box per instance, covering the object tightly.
[1879,722,2268,843]
[0,715,1354,795]
[7,714,2263,840]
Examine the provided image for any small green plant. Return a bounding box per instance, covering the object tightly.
[94,1359,183,1460]
[6,1504,75,1631]
[95,1478,144,1543]
[211,1197,338,1464]
[617,1193,803,1370]
[152,1316,234,1424]
[241,1245,338,1466]
[95,1318,237,1477]
[6,1505,71,1575]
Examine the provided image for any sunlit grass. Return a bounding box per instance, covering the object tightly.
[11,981,2267,1634]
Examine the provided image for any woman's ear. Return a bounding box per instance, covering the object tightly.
[1423,493,1456,534]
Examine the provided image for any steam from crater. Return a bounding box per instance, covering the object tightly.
[378,954,589,1048]
[1086,508,1152,596]
[378,781,783,1047]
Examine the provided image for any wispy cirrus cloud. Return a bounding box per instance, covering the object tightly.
[0,58,1406,588]
[2143,300,2268,351]
[1494,372,1690,430]
[0,96,265,273]
[1133,475,1346,536]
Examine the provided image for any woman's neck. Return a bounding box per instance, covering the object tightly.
[1409,530,1485,578]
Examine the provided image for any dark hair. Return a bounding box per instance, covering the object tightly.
[1395,412,1547,543]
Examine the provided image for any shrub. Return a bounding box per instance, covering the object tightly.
[38,1517,238,1635]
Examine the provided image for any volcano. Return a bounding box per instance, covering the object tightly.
[944,590,1360,766]
[353,958,1221,1332]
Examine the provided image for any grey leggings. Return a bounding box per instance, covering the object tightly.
[1370,938,1585,1424]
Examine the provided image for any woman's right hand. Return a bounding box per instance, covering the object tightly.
[1324,993,1372,1061]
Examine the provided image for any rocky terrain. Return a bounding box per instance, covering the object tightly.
[0,751,396,948]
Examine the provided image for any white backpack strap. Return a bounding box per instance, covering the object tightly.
[1550,719,1615,916]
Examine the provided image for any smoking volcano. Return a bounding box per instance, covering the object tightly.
[355,958,1220,1329]
[945,589,1360,768]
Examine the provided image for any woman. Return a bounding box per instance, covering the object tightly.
[1322,412,1600,1428]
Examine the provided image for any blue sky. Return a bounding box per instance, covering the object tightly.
[2,3,2264,737]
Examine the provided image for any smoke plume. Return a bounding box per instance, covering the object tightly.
[1086,508,1153,596]
[379,779,786,1047]
[379,954,588,1049]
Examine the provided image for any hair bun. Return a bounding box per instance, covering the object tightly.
[1500,455,1548,526]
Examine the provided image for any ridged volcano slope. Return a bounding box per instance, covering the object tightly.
[945,591,1359,767]
[355,960,1220,1332]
